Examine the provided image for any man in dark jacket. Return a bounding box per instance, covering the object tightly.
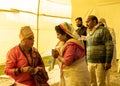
[75,17,87,56]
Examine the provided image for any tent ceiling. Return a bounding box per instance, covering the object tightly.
[47,0,71,5]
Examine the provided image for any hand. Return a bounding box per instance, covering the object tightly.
[21,66,34,73]
[34,66,44,74]
[104,63,111,70]
[52,49,59,58]
[81,35,86,40]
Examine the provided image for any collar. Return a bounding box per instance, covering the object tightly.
[88,24,99,35]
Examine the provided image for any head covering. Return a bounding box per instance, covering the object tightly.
[59,22,80,40]
[99,18,108,28]
[19,26,34,41]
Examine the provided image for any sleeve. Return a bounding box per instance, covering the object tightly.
[4,49,17,76]
[62,43,77,66]
[76,28,81,37]
[103,28,114,63]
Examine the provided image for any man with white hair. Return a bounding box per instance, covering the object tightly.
[99,18,117,86]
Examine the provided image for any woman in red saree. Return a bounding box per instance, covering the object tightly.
[52,22,90,86]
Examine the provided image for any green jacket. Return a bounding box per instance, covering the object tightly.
[86,26,114,63]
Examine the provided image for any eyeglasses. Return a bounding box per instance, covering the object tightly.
[27,37,34,40]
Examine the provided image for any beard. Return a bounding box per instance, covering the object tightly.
[77,24,82,27]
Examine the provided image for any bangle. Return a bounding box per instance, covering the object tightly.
[20,67,23,73]
[18,68,21,73]
[14,68,18,75]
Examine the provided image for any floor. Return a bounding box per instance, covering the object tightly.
[47,65,120,86]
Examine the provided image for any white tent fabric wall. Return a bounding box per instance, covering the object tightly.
[0,0,71,64]
[37,16,71,56]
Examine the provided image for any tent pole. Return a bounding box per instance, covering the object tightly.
[36,0,40,49]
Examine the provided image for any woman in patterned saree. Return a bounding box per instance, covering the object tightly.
[52,22,90,86]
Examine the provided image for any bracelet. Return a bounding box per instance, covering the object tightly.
[14,67,22,75]
[14,68,18,75]
[18,68,22,73]
[20,67,23,73]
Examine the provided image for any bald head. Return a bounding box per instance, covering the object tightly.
[88,15,98,23]
[86,15,98,29]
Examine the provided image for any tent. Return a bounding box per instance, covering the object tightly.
[0,0,71,64]
[0,0,120,65]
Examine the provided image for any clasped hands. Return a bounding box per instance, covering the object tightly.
[52,49,59,59]
[19,66,44,75]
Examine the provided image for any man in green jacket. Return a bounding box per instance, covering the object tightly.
[86,15,114,86]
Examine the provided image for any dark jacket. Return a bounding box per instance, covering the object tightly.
[76,25,87,55]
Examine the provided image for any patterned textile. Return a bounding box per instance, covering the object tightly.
[87,25,114,63]
[59,58,90,86]
[4,45,49,86]
[58,38,90,86]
